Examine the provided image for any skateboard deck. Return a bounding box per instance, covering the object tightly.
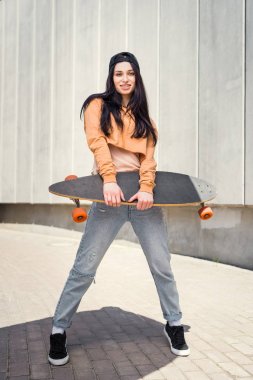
[49,171,216,214]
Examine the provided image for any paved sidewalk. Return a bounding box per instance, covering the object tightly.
[0,223,253,380]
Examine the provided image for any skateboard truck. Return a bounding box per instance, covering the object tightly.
[198,202,213,220]
[65,175,88,223]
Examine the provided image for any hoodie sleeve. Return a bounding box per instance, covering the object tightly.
[84,98,117,183]
[138,119,158,193]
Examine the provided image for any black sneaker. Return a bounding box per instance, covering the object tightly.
[163,322,190,356]
[48,331,69,365]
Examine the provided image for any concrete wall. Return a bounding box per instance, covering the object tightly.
[0,0,252,268]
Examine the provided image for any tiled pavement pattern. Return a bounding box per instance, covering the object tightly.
[0,223,253,380]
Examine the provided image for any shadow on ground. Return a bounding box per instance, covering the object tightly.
[0,306,191,380]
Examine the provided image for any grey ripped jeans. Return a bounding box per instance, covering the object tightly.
[52,202,182,329]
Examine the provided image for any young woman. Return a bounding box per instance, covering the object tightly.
[48,52,190,366]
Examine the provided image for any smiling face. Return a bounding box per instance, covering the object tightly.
[113,61,136,101]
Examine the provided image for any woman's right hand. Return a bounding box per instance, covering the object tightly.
[103,182,126,207]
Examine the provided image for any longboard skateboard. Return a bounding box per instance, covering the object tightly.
[49,171,216,223]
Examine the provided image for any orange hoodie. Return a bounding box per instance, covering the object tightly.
[84,98,158,193]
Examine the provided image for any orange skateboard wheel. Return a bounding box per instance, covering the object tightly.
[198,206,213,220]
[65,174,78,181]
[72,207,87,223]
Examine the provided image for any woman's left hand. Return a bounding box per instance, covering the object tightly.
[128,191,153,210]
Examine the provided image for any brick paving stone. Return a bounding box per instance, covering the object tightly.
[8,377,29,380]
[26,323,41,332]
[137,364,165,379]
[64,332,80,345]
[27,331,43,341]
[9,349,29,363]
[119,376,140,380]
[97,372,120,380]
[219,361,251,377]
[106,349,129,362]
[146,353,170,367]
[149,336,168,347]
[226,351,253,364]
[29,341,47,352]
[190,339,217,351]
[231,343,253,355]
[142,375,164,380]
[137,343,161,355]
[121,325,142,335]
[0,367,7,376]
[81,338,104,348]
[92,330,112,340]
[73,368,97,379]
[184,371,210,380]
[9,338,27,350]
[235,323,253,335]
[87,347,108,360]
[204,350,231,363]
[159,345,175,358]
[111,333,132,343]
[243,365,253,375]
[173,357,200,371]
[222,335,241,344]
[196,331,218,343]
[193,358,223,374]
[0,348,8,359]
[102,340,121,350]
[139,328,162,338]
[133,337,150,345]
[30,363,51,379]
[9,362,29,377]
[159,364,187,379]
[29,350,48,364]
[186,347,206,359]
[51,367,75,380]
[68,345,87,356]
[92,359,116,374]
[120,342,140,353]
[68,347,92,369]
[240,335,253,346]
[208,374,233,380]
[209,340,237,353]
[219,327,242,338]
[0,354,7,364]
[127,352,151,366]
[0,374,6,380]
[101,323,122,333]
[114,362,140,376]
[70,355,92,369]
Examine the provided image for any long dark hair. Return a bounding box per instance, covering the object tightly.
[80,57,157,146]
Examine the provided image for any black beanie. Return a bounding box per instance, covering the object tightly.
[109,52,140,72]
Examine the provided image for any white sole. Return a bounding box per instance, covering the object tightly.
[163,327,190,356]
[48,353,69,366]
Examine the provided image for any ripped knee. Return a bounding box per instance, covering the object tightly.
[70,267,95,278]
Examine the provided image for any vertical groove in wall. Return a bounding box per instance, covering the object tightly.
[49,0,55,204]
[71,0,76,173]
[14,0,19,202]
[197,0,200,178]
[31,0,36,203]
[97,0,101,91]
[125,0,128,50]
[243,0,246,205]
[0,1,5,200]
[156,0,160,166]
